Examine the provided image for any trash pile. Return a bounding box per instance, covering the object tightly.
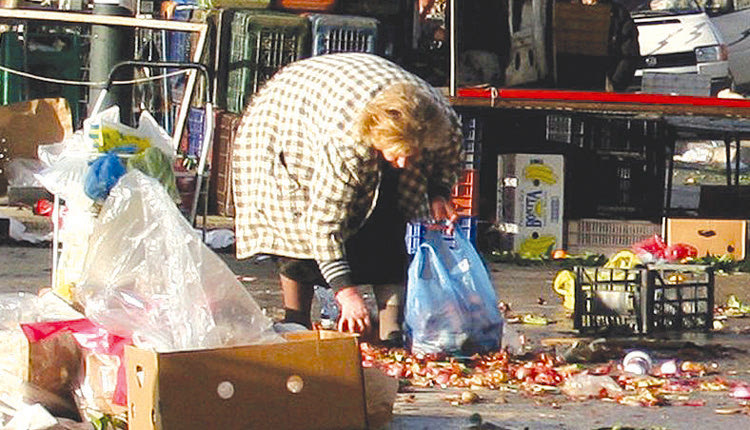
[1,108,352,430]
[360,340,750,411]
[357,232,750,415]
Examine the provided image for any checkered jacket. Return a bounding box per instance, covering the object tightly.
[232,53,462,278]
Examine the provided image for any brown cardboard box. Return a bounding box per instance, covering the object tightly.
[553,2,611,56]
[126,330,367,430]
[0,98,72,194]
[0,327,82,419]
[0,98,73,160]
[665,218,747,260]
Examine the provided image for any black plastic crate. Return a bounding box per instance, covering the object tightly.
[308,13,378,56]
[573,264,714,335]
[647,265,714,333]
[574,266,647,335]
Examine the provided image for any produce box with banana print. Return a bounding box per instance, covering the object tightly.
[496,154,564,257]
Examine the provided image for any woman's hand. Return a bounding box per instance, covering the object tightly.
[335,287,372,334]
[430,195,458,223]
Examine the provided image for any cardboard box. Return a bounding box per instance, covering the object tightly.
[553,2,610,56]
[665,218,747,260]
[0,327,82,419]
[497,154,565,256]
[0,98,72,160]
[126,330,367,430]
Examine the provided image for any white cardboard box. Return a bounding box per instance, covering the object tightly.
[497,154,565,255]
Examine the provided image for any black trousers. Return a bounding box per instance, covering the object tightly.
[277,161,407,286]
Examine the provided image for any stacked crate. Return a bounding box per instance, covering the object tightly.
[226,10,309,114]
[307,13,378,56]
[210,111,243,217]
[405,114,482,253]
[405,217,478,255]
[451,113,482,235]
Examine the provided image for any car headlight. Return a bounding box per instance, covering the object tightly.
[694,44,728,63]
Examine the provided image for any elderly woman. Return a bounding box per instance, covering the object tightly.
[232,52,462,343]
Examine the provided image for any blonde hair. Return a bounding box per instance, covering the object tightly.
[358,82,458,157]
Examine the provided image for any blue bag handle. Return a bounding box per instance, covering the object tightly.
[415,229,453,285]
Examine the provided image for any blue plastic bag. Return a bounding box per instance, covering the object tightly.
[405,228,504,356]
[84,152,126,202]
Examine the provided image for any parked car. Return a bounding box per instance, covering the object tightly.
[617,0,733,94]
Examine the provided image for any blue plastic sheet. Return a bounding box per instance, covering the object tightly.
[405,228,504,355]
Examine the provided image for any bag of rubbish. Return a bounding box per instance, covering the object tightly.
[83,106,174,157]
[405,228,504,355]
[76,171,282,351]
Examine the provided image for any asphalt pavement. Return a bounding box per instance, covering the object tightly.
[4,205,750,429]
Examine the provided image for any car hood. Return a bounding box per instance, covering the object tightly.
[634,12,724,56]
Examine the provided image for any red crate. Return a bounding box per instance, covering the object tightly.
[209,111,242,217]
[451,169,478,216]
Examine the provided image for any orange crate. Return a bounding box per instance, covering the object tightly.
[273,0,337,11]
[451,196,478,217]
[451,169,478,216]
[210,111,242,217]
[451,169,477,199]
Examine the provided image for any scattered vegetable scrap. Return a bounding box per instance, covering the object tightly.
[715,295,750,318]
[360,343,747,410]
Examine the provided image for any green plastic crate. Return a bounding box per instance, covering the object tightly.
[1,31,85,126]
[0,31,25,105]
[226,10,309,113]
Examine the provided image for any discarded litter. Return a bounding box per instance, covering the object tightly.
[622,351,653,375]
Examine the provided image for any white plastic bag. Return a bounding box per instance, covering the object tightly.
[76,171,282,351]
[83,106,174,158]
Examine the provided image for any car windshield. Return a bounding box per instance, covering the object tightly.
[616,0,703,14]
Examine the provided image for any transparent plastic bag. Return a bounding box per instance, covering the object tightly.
[0,293,87,424]
[560,372,623,399]
[405,229,504,356]
[76,171,282,351]
[83,106,174,158]
[5,158,44,187]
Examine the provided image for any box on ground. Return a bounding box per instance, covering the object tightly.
[497,154,564,255]
[126,330,367,430]
[665,218,747,260]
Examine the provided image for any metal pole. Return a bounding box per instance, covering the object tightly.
[88,1,135,123]
[449,0,457,97]
[664,126,675,217]
[725,137,732,186]
[735,136,741,187]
